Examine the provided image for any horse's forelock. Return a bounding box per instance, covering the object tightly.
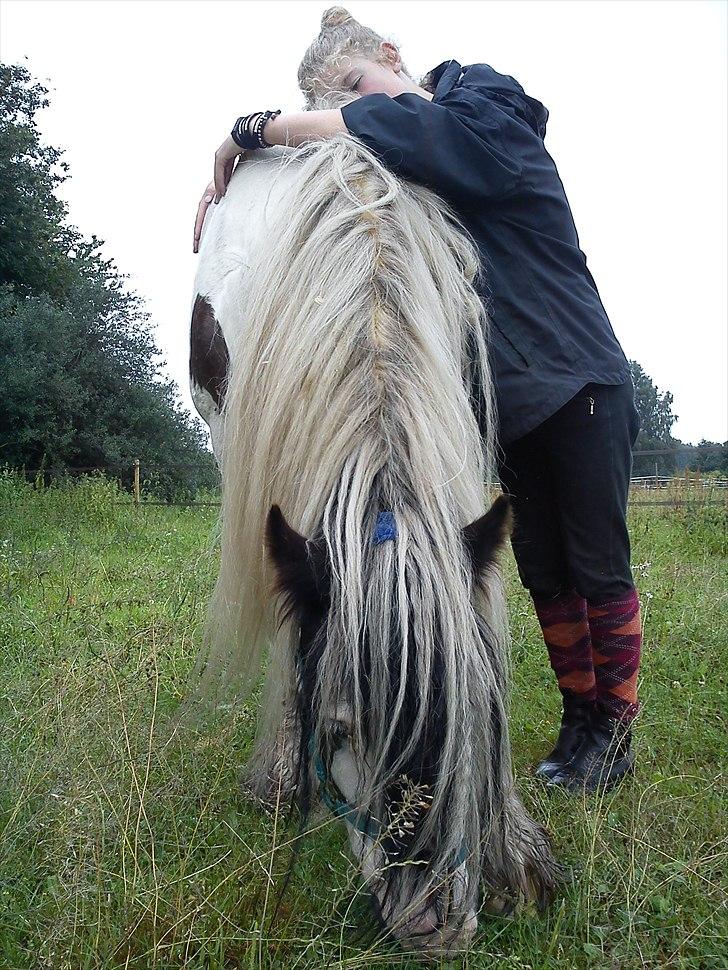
[312,483,505,883]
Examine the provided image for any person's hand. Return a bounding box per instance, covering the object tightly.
[193,181,215,254]
[193,135,250,254]
[214,135,247,203]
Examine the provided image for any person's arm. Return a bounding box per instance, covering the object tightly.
[212,110,347,200]
[262,109,347,147]
[194,110,347,252]
[338,92,523,204]
[194,94,522,251]
[264,95,523,203]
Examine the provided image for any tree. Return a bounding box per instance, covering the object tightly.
[688,440,728,475]
[0,62,216,498]
[629,361,679,476]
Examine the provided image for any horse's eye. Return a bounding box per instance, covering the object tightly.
[329,719,350,745]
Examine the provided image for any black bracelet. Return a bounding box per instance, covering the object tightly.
[231,109,282,149]
[230,114,256,149]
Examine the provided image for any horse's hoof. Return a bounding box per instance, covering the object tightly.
[240,762,298,812]
[481,892,517,918]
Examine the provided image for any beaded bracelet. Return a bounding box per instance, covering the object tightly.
[231,109,282,150]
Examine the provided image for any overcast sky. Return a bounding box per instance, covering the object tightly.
[2,0,726,444]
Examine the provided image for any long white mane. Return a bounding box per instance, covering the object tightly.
[193,132,497,701]
[190,134,556,902]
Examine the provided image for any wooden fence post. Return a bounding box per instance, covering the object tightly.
[133,459,140,506]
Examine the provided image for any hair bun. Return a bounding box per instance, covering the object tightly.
[321,6,354,29]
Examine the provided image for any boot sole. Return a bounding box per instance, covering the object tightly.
[534,760,568,781]
[547,755,635,794]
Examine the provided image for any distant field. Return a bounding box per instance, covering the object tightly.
[1,474,726,969]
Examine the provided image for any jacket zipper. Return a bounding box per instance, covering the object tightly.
[588,396,595,415]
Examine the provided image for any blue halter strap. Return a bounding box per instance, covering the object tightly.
[311,736,468,865]
[310,735,382,838]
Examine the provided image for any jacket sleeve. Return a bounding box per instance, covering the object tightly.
[340,91,523,203]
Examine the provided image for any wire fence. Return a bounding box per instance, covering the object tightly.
[9,453,728,510]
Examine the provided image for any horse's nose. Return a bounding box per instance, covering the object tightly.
[396,909,478,960]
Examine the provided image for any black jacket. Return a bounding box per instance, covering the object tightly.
[340,59,630,443]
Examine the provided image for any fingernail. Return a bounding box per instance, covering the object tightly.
[204,196,212,203]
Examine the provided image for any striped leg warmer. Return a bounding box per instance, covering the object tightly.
[532,590,596,702]
[588,587,642,723]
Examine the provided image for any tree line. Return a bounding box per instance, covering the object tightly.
[629,361,727,477]
[0,62,217,499]
[1,63,724,494]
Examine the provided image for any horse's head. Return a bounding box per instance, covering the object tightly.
[265,495,518,957]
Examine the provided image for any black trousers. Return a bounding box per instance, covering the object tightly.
[497,380,640,601]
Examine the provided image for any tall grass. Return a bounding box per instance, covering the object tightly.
[1,473,726,968]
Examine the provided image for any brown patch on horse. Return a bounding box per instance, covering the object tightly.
[190,294,229,410]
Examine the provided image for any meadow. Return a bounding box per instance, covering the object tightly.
[1,473,726,969]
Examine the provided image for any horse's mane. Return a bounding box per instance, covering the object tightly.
[192,134,552,892]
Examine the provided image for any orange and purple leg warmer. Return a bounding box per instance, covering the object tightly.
[533,587,641,723]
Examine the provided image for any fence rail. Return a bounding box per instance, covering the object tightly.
[7,459,728,511]
[630,475,728,489]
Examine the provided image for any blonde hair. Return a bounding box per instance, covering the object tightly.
[298,5,433,110]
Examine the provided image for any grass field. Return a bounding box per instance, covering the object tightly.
[1,473,726,969]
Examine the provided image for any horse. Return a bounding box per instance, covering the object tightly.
[189,132,559,957]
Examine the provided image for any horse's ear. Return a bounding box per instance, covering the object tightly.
[463,494,513,575]
[265,505,328,612]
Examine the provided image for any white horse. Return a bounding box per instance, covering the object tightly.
[189,134,559,957]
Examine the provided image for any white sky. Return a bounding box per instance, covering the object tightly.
[2,0,726,444]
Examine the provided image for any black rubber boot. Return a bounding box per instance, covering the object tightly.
[548,704,635,793]
[534,693,594,781]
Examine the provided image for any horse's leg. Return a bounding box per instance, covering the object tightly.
[507,793,563,907]
[481,790,562,915]
[240,631,301,808]
[242,702,301,808]
[476,584,563,909]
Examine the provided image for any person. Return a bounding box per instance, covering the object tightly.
[192,6,642,793]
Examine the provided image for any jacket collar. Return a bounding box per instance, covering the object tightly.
[430,59,463,101]
[428,59,549,137]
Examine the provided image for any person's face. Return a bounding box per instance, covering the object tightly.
[337,43,410,98]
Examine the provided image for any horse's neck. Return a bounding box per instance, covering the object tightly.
[193,149,298,350]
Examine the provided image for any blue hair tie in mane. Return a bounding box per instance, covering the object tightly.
[373,510,397,545]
